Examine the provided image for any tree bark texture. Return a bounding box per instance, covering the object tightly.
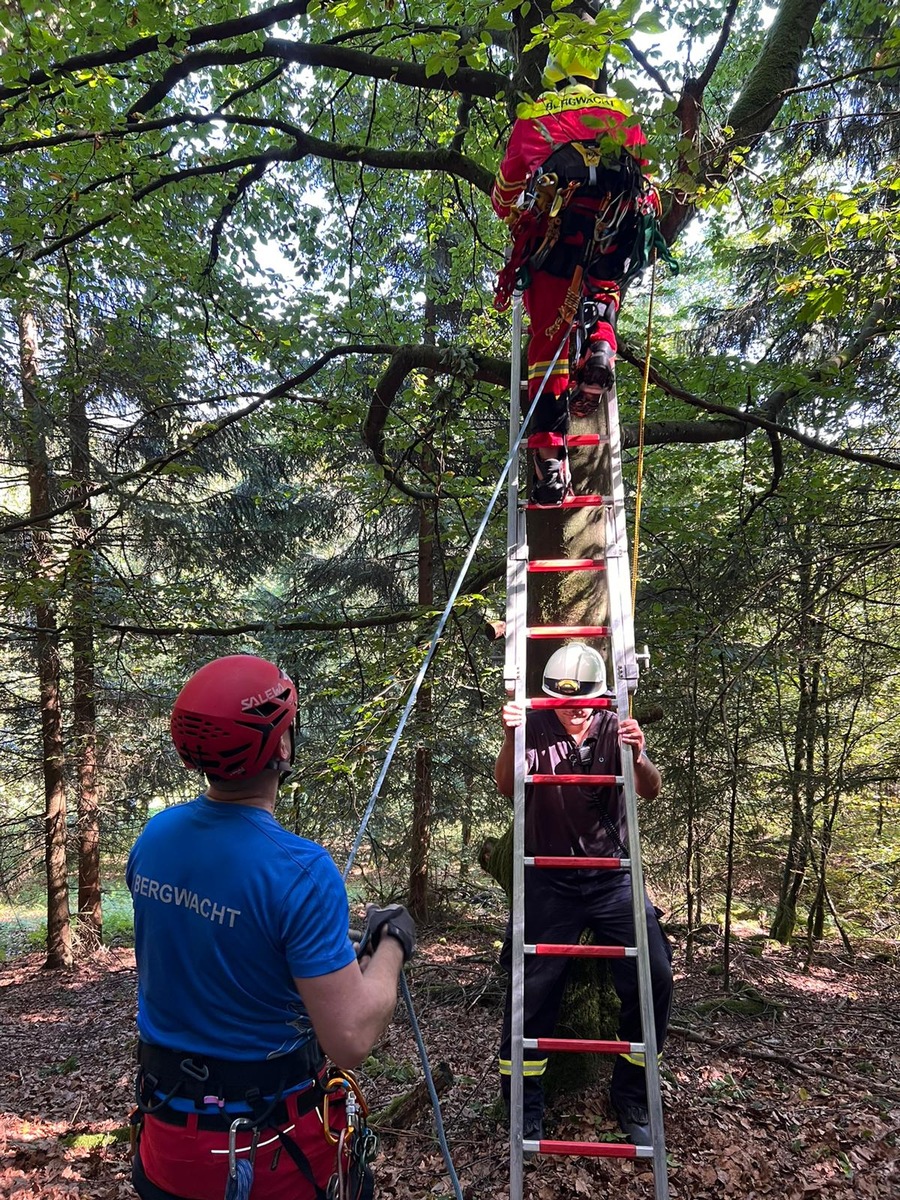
[65,294,103,951]
[19,305,72,970]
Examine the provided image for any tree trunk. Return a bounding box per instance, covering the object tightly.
[408,291,438,921]
[65,291,103,951]
[684,640,700,965]
[720,670,740,992]
[771,550,827,944]
[19,304,72,970]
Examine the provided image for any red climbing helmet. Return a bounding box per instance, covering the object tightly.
[171,655,297,781]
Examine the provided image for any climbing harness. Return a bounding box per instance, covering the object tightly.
[130,1040,367,1200]
[494,136,665,315]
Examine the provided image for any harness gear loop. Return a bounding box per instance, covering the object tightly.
[628,254,657,716]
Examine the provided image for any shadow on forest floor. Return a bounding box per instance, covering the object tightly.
[1,919,898,1199]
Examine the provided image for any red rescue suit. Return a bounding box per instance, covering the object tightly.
[492,87,650,409]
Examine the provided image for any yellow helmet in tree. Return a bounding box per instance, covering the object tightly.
[541,40,606,89]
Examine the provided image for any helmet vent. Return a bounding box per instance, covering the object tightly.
[173,713,226,737]
[242,698,283,719]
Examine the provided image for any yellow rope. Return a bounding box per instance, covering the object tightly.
[630,255,656,615]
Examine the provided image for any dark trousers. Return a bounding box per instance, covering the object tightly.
[499,870,673,1122]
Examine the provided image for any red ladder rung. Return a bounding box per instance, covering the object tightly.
[528,558,606,572]
[525,495,610,510]
[527,697,615,710]
[527,855,628,869]
[526,943,637,958]
[527,625,610,638]
[527,773,621,786]
[526,433,608,448]
[522,1138,653,1159]
[524,1037,643,1055]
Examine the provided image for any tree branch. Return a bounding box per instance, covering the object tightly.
[669,1023,900,1101]
[618,338,900,472]
[623,39,674,98]
[0,343,396,537]
[0,2,316,104]
[695,0,740,92]
[364,346,508,495]
[5,113,494,267]
[726,0,826,143]
[127,38,507,120]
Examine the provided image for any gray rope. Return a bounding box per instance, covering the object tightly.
[400,971,464,1200]
[342,318,573,881]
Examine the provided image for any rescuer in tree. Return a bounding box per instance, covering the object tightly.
[492,33,661,505]
[127,654,416,1200]
[494,643,673,1145]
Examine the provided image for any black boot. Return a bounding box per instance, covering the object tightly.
[612,1098,651,1146]
[571,337,615,416]
[610,1057,654,1146]
[501,1077,545,1142]
[530,455,569,505]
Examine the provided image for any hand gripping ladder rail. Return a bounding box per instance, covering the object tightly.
[503,291,669,1199]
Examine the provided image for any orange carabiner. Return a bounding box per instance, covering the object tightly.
[322,1071,369,1145]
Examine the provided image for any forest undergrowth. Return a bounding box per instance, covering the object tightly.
[1,918,897,1199]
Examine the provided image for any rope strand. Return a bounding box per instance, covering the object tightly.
[628,255,656,716]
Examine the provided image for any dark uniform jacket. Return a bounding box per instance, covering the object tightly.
[523,709,627,858]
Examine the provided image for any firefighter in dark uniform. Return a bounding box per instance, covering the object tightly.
[495,644,673,1144]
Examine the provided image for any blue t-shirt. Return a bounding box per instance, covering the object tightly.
[127,796,356,1061]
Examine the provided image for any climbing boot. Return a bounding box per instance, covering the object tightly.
[530,455,570,506]
[571,338,615,417]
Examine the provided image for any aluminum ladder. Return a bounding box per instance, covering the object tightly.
[503,291,669,1199]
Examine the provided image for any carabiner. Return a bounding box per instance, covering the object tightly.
[228,1117,258,1179]
[322,1071,369,1145]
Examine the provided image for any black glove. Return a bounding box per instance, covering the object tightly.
[363,903,416,964]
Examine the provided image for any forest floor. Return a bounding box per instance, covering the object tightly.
[1,916,898,1200]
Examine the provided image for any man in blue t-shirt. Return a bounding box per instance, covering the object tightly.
[128,654,416,1200]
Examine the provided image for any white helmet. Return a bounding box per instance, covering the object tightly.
[542,644,607,698]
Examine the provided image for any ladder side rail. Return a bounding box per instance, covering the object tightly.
[508,517,528,1200]
[505,292,527,1200]
[503,293,525,685]
[606,389,669,1200]
[605,383,639,689]
[616,743,669,1199]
